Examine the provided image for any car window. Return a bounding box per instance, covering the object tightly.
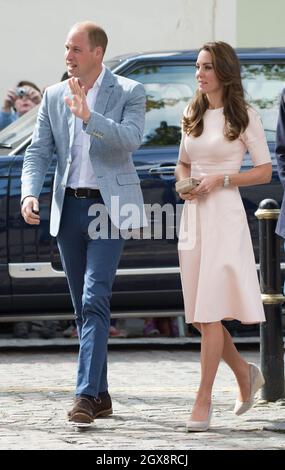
[0,104,39,152]
[0,60,284,155]
[104,58,122,71]
[128,62,285,147]
[241,63,285,142]
[127,65,196,146]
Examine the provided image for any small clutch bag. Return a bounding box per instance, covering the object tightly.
[175,177,200,193]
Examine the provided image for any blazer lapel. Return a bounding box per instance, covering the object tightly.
[63,69,115,151]
[93,68,115,115]
[64,84,75,151]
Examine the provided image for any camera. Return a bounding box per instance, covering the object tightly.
[16,87,28,97]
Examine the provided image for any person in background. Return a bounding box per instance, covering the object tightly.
[275,88,285,433]
[275,88,285,276]
[143,317,178,337]
[109,319,127,338]
[1,80,42,338]
[143,318,160,336]
[0,80,42,130]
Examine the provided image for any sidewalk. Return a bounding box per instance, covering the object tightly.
[0,346,284,450]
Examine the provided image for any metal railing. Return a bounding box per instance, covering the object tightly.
[255,198,285,401]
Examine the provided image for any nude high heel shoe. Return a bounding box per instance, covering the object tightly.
[186,404,213,432]
[234,363,265,416]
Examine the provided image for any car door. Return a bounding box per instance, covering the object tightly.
[108,61,197,306]
[42,61,198,308]
[5,62,196,312]
[239,60,285,260]
[6,55,285,314]
[0,155,13,311]
[7,152,72,312]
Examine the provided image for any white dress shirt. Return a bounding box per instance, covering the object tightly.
[67,65,106,189]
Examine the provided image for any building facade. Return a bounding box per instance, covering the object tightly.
[0,0,284,99]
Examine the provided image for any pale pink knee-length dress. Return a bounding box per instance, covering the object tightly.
[178,107,271,324]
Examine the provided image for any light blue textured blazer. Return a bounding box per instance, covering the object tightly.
[21,68,147,236]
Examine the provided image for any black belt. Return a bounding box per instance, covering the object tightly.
[65,187,101,199]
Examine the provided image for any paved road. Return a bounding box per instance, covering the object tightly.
[0,346,284,450]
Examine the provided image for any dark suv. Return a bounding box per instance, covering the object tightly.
[0,48,284,323]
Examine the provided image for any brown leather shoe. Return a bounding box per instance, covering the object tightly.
[68,394,113,424]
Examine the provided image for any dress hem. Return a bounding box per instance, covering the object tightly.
[185,317,265,325]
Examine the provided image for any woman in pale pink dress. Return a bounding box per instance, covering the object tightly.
[175,42,272,432]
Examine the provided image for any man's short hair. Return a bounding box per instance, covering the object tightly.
[87,24,108,54]
[73,22,108,55]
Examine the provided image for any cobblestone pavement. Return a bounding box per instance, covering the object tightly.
[0,347,284,450]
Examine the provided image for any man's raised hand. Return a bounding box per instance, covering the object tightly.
[64,77,91,122]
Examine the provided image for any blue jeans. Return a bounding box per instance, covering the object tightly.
[57,195,125,397]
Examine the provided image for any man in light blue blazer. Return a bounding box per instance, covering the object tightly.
[21,21,146,426]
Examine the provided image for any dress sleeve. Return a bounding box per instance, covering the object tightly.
[240,108,271,167]
[178,130,189,163]
[177,107,190,164]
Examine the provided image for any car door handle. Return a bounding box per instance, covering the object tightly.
[149,165,176,175]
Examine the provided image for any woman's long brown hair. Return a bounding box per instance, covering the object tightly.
[183,41,249,141]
